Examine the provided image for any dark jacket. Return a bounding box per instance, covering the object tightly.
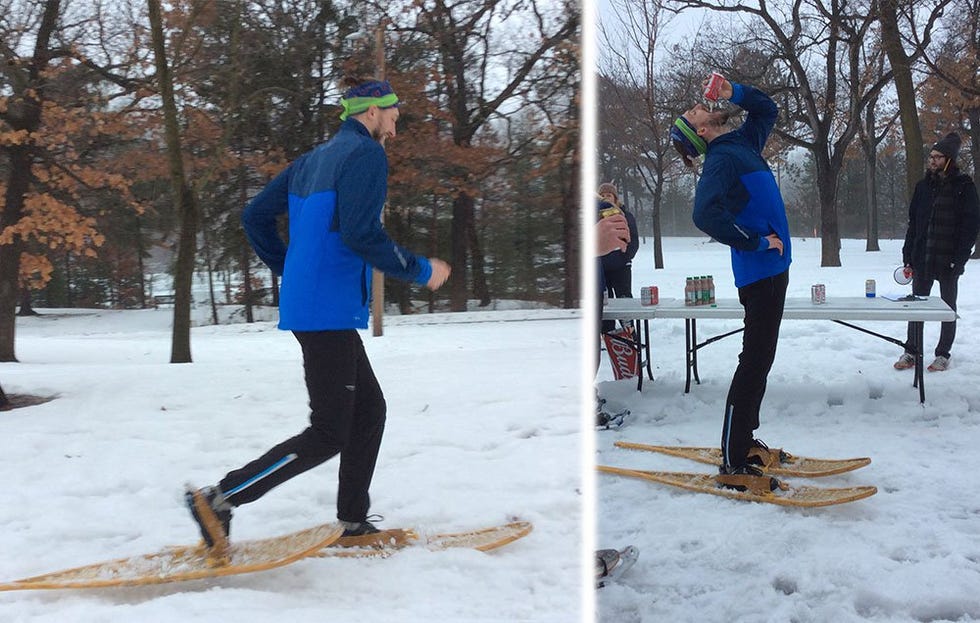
[902,168,979,276]
[242,118,433,330]
[692,83,792,288]
[599,203,639,273]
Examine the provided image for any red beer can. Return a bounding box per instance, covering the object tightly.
[704,72,726,107]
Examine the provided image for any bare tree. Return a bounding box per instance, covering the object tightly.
[598,0,677,269]
[0,0,62,362]
[857,47,902,251]
[147,0,199,363]
[878,0,950,197]
[675,0,945,266]
[858,94,885,251]
[382,0,579,311]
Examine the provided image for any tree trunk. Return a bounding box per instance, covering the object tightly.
[136,216,147,308]
[0,151,29,362]
[562,145,579,308]
[652,176,665,270]
[880,0,924,198]
[17,288,38,316]
[450,192,473,311]
[0,0,60,362]
[239,170,255,323]
[429,194,439,313]
[863,102,880,252]
[865,153,880,252]
[969,107,980,260]
[148,0,198,363]
[815,152,842,266]
[466,209,490,307]
[65,251,74,307]
[170,183,199,362]
[241,243,254,323]
[201,211,219,325]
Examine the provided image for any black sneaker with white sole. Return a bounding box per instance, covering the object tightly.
[340,514,385,537]
[185,485,233,547]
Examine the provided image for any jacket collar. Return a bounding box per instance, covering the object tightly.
[341,117,372,138]
[706,129,739,152]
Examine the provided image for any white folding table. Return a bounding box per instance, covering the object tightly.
[603,296,956,403]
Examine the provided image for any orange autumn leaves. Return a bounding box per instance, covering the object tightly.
[0,92,142,290]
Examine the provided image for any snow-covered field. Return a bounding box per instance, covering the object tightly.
[4,235,979,623]
[0,305,584,622]
[597,237,980,623]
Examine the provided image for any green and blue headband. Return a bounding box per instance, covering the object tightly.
[339,80,400,120]
[670,116,707,158]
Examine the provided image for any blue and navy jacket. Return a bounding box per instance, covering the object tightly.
[242,118,433,330]
[692,84,792,288]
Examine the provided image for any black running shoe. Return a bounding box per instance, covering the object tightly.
[185,485,233,547]
[340,515,383,537]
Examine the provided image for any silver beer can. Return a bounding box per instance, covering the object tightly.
[811,284,826,304]
[866,279,876,298]
[640,286,659,306]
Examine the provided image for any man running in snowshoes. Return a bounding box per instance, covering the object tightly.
[185,77,451,548]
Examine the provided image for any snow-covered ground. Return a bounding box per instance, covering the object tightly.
[0,305,584,622]
[4,235,979,623]
[596,237,980,622]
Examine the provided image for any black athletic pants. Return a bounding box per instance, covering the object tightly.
[601,265,633,333]
[721,270,788,469]
[219,330,386,523]
[907,270,959,359]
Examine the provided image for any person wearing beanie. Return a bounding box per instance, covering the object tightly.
[597,183,639,332]
[598,182,619,202]
[184,77,452,549]
[670,76,792,491]
[595,202,633,429]
[895,131,979,372]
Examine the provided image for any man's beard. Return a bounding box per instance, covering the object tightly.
[927,161,951,178]
[371,127,386,145]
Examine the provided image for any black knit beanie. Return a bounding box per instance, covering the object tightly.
[932,132,961,161]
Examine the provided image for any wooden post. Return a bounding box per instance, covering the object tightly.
[371,22,386,337]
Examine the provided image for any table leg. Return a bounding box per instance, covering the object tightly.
[684,319,693,393]
[912,320,925,403]
[633,319,644,392]
[643,319,654,382]
[691,318,701,386]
